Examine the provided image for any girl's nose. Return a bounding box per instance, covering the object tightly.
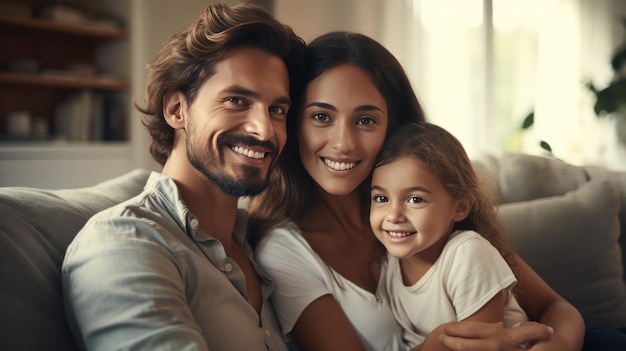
[385,204,407,223]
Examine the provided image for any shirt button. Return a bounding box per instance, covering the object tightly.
[190,218,199,228]
[265,328,272,337]
[223,262,232,272]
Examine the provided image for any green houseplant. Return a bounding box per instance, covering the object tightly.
[586,18,626,118]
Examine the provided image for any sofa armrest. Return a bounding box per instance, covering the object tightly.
[0,169,151,350]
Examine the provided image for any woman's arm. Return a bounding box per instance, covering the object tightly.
[510,254,585,350]
[411,292,507,351]
[291,295,367,351]
[438,253,585,351]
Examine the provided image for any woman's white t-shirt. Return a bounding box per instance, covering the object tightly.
[385,230,529,348]
[255,221,404,351]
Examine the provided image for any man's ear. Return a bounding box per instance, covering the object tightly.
[163,90,187,129]
[453,198,472,222]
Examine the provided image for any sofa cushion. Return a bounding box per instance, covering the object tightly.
[0,169,151,351]
[497,152,590,203]
[497,179,626,329]
[585,166,626,281]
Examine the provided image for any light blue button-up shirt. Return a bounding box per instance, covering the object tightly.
[62,172,287,351]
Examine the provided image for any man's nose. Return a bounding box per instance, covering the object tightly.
[244,105,275,140]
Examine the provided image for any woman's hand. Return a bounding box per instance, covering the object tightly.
[439,321,555,351]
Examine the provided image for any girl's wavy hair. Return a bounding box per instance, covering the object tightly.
[248,31,426,246]
[134,3,305,165]
[374,122,519,281]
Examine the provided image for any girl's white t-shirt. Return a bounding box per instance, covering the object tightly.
[385,230,529,348]
[255,222,404,351]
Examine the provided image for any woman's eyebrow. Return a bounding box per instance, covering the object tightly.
[304,102,383,113]
[304,101,336,111]
[355,105,384,112]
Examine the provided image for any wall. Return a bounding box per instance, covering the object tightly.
[129,0,223,173]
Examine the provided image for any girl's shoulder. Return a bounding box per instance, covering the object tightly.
[444,230,496,256]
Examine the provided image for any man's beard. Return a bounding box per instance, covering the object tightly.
[186,130,278,197]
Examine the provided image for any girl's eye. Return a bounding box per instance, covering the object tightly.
[312,112,330,122]
[372,194,388,203]
[226,97,247,106]
[357,116,376,126]
[408,196,423,204]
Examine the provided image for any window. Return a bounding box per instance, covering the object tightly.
[378,0,621,167]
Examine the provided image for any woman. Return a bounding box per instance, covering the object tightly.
[249,31,584,351]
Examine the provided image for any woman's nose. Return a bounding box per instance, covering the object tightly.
[329,123,356,153]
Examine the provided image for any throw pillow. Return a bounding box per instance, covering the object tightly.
[498,152,589,203]
[497,179,626,329]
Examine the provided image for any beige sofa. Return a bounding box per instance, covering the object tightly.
[1,152,625,350]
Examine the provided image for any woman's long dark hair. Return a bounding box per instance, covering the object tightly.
[248,31,426,245]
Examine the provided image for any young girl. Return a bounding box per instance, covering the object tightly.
[370,122,529,349]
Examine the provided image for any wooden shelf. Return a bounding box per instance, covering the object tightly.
[0,7,129,141]
[0,15,126,39]
[0,71,128,90]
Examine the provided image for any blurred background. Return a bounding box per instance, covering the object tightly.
[1,0,625,187]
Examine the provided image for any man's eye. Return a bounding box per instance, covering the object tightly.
[270,105,286,115]
[226,97,247,105]
[312,112,330,122]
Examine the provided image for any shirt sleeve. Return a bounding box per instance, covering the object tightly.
[62,215,209,351]
[255,226,334,336]
[442,232,517,321]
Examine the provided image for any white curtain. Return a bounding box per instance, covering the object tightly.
[375,0,621,167]
[531,0,614,166]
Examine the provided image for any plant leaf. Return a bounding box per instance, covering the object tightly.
[540,140,552,152]
[521,111,534,129]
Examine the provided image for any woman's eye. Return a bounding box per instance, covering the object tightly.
[312,112,330,122]
[408,196,423,204]
[357,116,376,126]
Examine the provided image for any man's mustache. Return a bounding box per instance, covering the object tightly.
[217,134,279,159]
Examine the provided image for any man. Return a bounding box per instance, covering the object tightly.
[62,3,305,350]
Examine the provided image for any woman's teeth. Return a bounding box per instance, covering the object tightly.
[324,159,356,171]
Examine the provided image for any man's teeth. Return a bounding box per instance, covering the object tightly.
[388,231,413,237]
[232,146,265,159]
[324,159,356,171]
